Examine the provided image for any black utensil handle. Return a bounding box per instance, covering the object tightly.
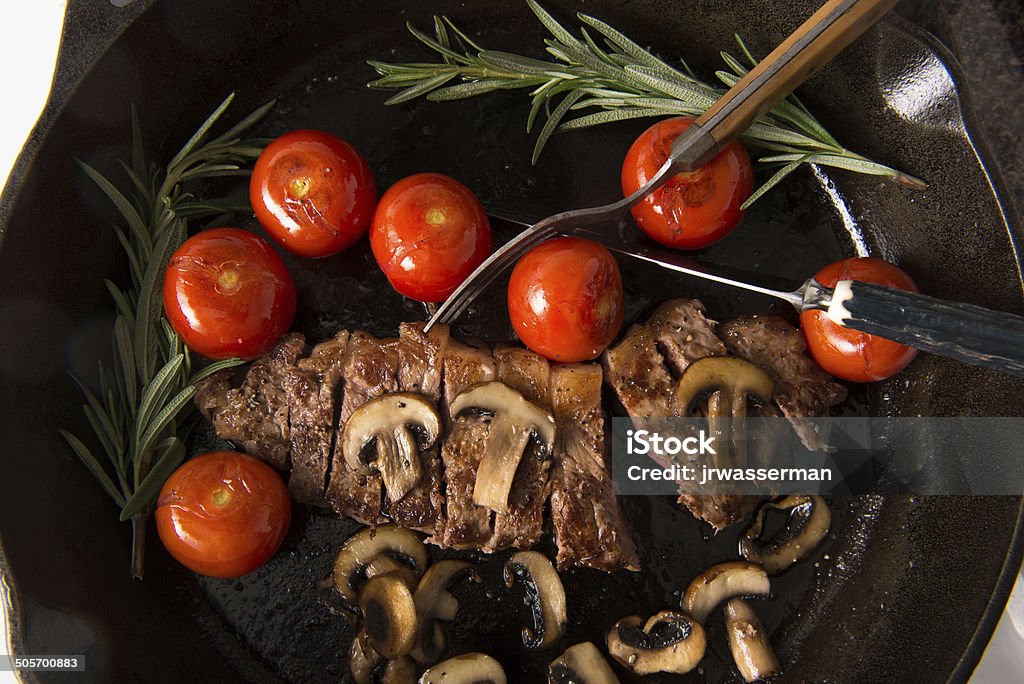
[835,280,1024,376]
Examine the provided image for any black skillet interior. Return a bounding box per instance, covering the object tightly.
[1,0,1023,682]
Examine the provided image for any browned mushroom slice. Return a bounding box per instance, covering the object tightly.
[360,574,419,658]
[504,551,567,650]
[333,525,428,610]
[419,653,507,684]
[365,554,420,591]
[682,561,770,623]
[739,495,831,574]
[672,357,774,468]
[606,611,706,676]
[412,560,480,663]
[549,642,620,683]
[725,599,781,682]
[349,629,382,684]
[342,393,442,504]
[379,657,417,684]
[450,382,556,513]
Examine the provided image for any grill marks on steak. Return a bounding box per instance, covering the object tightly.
[389,323,449,532]
[551,363,640,572]
[483,347,553,553]
[286,330,350,505]
[195,333,306,470]
[717,315,847,451]
[432,339,498,549]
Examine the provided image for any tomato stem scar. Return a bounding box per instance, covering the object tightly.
[425,208,446,226]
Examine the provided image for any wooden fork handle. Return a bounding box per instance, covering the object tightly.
[677,0,898,169]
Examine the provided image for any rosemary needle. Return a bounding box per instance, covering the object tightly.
[368,0,925,207]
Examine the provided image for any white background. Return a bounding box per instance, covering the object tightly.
[0,2,1021,682]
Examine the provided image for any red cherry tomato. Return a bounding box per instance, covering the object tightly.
[801,257,919,382]
[508,237,624,362]
[250,129,377,257]
[156,451,291,578]
[370,173,492,302]
[163,228,296,360]
[622,117,753,249]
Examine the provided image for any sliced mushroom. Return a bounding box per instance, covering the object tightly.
[672,357,774,469]
[606,610,706,676]
[342,393,442,503]
[419,653,507,684]
[739,495,831,574]
[360,574,419,658]
[366,554,420,591]
[725,599,781,682]
[349,630,382,684]
[333,525,428,610]
[683,561,770,624]
[548,641,620,684]
[379,657,417,684]
[412,560,480,663]
[451,382,556,513]
[504,551,567,650]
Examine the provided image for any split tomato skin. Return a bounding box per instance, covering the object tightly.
[508,237,624,363]
[250,129,377,258]
[156,451,291,579]
[622,117,753,249]
[801,257,919,382]
[370,173,492,302]
[163,228,296,360]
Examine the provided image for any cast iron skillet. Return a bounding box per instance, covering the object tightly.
[1,0,1023,682]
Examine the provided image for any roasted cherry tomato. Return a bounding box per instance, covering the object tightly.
[622,116,753,249]
[163,228,296,360]
[370,173,492,302]
[801,257,919,382]
[508,237,624,362]
[156,451,291,578]
[250,129,377,257]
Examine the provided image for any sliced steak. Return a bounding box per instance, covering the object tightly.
[324,332,400,525]
[646,299,727,377]
[194,333,306,470]
[603,324,675,418]
[718,315,847,450]
[286,330,350,505]
[431,339,497,550]
[389,322,450,532]
[483,346,553,553]
[550,363,640,572]
[676,493,760,533]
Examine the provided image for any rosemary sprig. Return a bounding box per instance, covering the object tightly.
[368,0,926,207]
[60,93,273,579]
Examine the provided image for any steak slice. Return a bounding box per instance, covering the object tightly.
[718,315,848,450]
[431,339,497,550]
[194,333,306,470]
[550,363,639,572]
[646,299,727,377]
[286,330,350,505]
[483,346,553,553]
[389,322,450,532]
[324,332,400,525]
[602,323,675,418]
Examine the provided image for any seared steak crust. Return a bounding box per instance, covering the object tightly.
[646,299,728,378]
[194,333,306,470]
[551,363,639,572]
[287,331,350,505]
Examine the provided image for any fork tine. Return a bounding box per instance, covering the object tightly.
[427,223,557,329]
